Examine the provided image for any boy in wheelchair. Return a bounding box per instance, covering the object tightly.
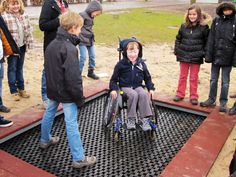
[109,37,155,131]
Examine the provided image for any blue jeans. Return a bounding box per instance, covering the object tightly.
[79,45,95,72]
[0,62,4,98]
[7,46,25,94]
[41,69,48,101]
[209,64,232,104]
[40,100,84,161]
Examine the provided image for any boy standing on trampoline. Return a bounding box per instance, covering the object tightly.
[39,11,96,168]
[109,37,155,131]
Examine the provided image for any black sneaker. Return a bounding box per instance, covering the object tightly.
[190,99,198,105]
[229,103,236,116]
[173,95,183,102]
[0,116,13,127]
[200,99,216,107]
[219,103,227,113]
[87,69,99,80]
[0,105,11,113]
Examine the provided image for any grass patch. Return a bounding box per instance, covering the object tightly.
[32,8,183,45]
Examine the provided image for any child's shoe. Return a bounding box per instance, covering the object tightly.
[219,102,227,113]
[72,156,97,168]
[126,117,136,130]
[190,99,198,105]
[12,93,20,101]
[39,136,60,149]
[229,103,236,116]
[0,116,13,127]
[87,69,99,80]
[173,95,183,102]
[19,90,30,98]
[140,118,152,131]
[200,98,216,107]
[0,105,11,113]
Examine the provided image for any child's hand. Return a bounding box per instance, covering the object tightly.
[149,90,154,99]
[111,90,117,99]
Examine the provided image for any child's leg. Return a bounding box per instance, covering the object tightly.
[87,45,95,69]
[40,99,59,143]
[135,86,152,118]
[63,102,84,161]
[7,55,18,94]
[121,87,138,118]
[176,62,190,98]
[189,63,200,100]
[0,62,3,98]
[219,66,232,105]
[41,68,48,102]
[208,64,220,102]
[79,45,87,72]
[15,46,26,91]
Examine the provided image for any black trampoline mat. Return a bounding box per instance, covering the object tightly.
[0,95,205,177]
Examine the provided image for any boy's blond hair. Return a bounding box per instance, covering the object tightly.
[127,42,139,50]
[0,0,24,14]
[60,11,84,31]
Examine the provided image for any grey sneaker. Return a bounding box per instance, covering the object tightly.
[200,99,216,107]
[39,136,60,149]
[140,118,152,131]
[126,117,136,130]
[72,156,97,168]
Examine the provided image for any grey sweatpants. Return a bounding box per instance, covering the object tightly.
[121,86,153,119]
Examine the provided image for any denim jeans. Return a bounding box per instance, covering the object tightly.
[209,64,232,104]
[79,45,95,72]
[7,45,26,94]
[0,62,3,98]
[41,68,48,101]
[176,62,200,99]
[40,99,84,161]
[0,63,3,105]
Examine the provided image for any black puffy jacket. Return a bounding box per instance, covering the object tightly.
[39,0,68,52]
[44,27,84,107]
[174,13,211,64]
[205,2,236,67]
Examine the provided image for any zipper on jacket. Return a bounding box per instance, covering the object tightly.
[190,28,192,34]
[233,24,235,37]
[131,65,134,89]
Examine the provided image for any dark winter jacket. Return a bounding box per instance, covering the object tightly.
[39,0,68,52]
[109,38,155,91]
[0,15,20,56]
[174,12,211,64]
[44,27,84,107]
[205,2,236,67]
[79,0,102,46]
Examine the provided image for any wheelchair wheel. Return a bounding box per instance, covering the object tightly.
[102,94,118,129]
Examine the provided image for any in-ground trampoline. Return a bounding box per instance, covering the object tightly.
[0,82,235,177]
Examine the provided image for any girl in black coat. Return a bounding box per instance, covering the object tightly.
[200,2,236,112]
[174,4,210,105]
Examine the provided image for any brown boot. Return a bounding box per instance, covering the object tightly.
[19,90,30,98]
[12,93,20,101]
[230,93,236,98]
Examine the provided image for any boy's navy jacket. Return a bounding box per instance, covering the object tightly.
[44,27,84,107]
[79,0,102,46]
[174,12,211,64]
[110,38,154,91]
[206,2,236,67]
[39,0,68,52]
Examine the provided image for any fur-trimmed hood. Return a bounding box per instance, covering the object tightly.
[216,1,236,16]
[200,12,212,26]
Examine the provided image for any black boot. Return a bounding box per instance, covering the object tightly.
[87,69,99,80]
[229,102,236,116]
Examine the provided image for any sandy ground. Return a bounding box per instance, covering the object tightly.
[1,42,236,176]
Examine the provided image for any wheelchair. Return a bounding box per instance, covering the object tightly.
[102,90,158,141]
